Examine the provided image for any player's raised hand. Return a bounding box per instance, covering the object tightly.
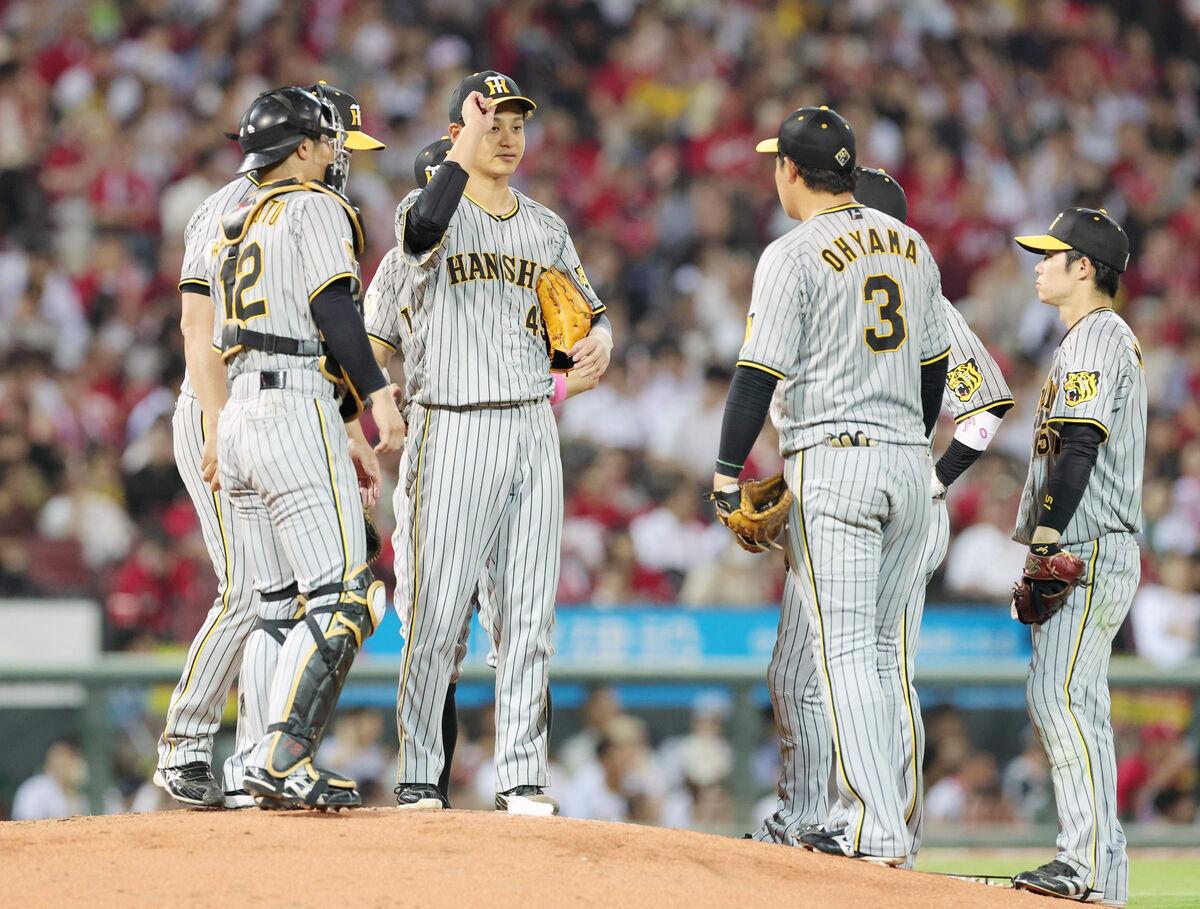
[462,90,493,130]
[369,388,407,453]
[568,331,613,380]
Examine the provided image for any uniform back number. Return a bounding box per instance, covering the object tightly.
[226,241,268,322]
[862,273,906,353]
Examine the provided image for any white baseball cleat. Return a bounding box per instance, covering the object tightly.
[496,786,559,816]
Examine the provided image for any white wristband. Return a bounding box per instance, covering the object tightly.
[953,409,1003,452]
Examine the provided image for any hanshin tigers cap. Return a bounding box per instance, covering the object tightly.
[854,166,907,223]
[308,81,386,151]
[414,136,453,187]
[1014,208,1130,273]
[449,70,536,123]
[756,106,856,173]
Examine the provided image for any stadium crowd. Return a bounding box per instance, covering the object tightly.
[0,0,1198,825]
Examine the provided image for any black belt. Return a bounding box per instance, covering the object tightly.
[222,323,324,357]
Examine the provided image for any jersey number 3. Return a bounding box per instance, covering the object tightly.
[863,274,906,353]
[225,241,268,322]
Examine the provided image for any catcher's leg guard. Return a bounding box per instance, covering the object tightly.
[260,566,386,780]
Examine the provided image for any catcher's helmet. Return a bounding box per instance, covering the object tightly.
[234,87,341,176]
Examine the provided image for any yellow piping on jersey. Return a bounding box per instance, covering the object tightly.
[178,278,210,293]
[795,450,870,850]
[397,408,433,778]
[368,333,398,353]
[920,347,951,366]
[1046,416,1110,444]
[736,360,786,380]
[163,411,233,763]
[900,605,918,825]
[463,192,520,221]
[309,271,361,302]
[812,202,864,218]
[1062,539,1101,889]
[953,398,1014,424]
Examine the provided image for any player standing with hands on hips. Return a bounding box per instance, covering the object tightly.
[214,86,405,809]
[709,107,949,865]
[390,72,612,815]
[1008,209,1144,906]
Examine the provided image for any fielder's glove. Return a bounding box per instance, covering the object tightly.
[705,473,792,554]
[365,511,382,564]
[1010,542,1086,625]
[536,268,593,372]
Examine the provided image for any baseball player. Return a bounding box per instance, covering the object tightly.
[1008,209,1143,905]
[389,71,612,816]
[155,82,386,808]
[752,167,1015,864]
[213,85,406,810]
[365,136,597,807]
[713,107,949,864]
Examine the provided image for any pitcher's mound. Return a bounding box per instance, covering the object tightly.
[2,809,1048,907]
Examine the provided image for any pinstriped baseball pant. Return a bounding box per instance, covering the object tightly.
[158,391,257,790]
[1027,533,1137,906]
[783,443,930,859]
[217,370,367,771]
[395,398,561,793]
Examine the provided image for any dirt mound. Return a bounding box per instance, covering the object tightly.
[1,809,1047,907]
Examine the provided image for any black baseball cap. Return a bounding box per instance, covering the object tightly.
[448,70,536,123]
[414,136,453,187]
[1015,208,1130,273]
[308,81,385,150]
[755,106,855,173]
[854,166,907,223]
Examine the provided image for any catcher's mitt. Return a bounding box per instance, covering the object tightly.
[705,474,792,553]
[365,511,382,564]
[1010,542,1086,625]
[535,268,593,372]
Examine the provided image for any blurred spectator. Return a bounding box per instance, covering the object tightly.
[318,708,392,806]
[560,714,664,824]
[1001,727,1053,824]
[1130,553,1200,668]
[943,492,1027,601]
[1116,724,1197,823]
[559,686,623,777]
[11,740,89,820]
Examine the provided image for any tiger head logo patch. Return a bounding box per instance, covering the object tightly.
[1063,370,1100,407]
[946,358,983,403]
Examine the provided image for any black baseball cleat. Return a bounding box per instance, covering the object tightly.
[153,762,223,807]
[1013,860,1096,901]
[496,785,559,816]
[797,829,905,867]
[243,763,361,810]
[395,783,449,810]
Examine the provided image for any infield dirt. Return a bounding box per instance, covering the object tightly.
[1,808,1055,907]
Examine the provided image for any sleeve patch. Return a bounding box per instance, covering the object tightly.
[946,357,982,403]
[1063,370,1100,406]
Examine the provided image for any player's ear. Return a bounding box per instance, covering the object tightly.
[448,122,462,142]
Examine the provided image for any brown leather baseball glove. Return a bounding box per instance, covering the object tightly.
[1011,542,1086,625]
[365,511,382,564]
[706,474,793,554]
[536,268,593,372]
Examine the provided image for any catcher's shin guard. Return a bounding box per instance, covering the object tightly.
[262,566,386,777]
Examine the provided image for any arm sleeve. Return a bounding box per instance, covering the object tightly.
[402,160,468,260]
[590,311,612,340]
[715,365,778,475]
[311,278,387,400]
[737,240,806,379]
[1038,422,1104,533]
[922,355,948,436]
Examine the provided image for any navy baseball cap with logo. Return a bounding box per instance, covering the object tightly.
[414,136,453,187]
[854,166,907,223]
[1015,208,1130,273]
[449,70,536,123]
[307,81,385,151]
[756,106,856,173]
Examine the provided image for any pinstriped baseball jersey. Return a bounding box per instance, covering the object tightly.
[738,204,950,454]
[1014,309,1146,546]
[364,245,410,357]
[394,188,604,406]
[176,175,258,397]
[217,183,361,381]
[940,296,1013,421]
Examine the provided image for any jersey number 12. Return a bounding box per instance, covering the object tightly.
[225,241,268,322]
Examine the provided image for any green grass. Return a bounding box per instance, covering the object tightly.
[916,850,1200,908]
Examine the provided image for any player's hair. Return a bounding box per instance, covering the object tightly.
[784,157,858,195]
[1065,249,1120,299]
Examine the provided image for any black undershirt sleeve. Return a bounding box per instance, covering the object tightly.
[921,356,949,437]
[1039,422,1104,533]
[715,365,779,475]
[403,160,469,255]
[933,401,1014,488]
[310,278,387,401]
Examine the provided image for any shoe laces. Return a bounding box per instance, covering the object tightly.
[1036,860,1079,878]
